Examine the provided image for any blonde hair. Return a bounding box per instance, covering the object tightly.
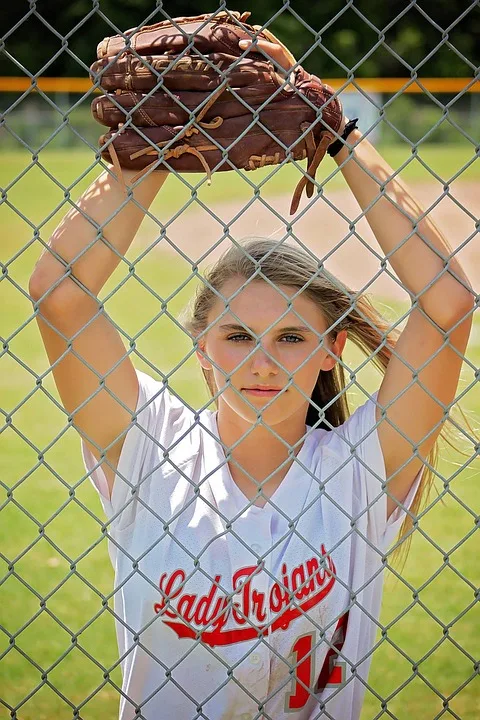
[179,238,472,569]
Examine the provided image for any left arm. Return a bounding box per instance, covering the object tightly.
[334,128,475,519]
[236,36,475,519]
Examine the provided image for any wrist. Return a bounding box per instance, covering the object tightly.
[331,127,363,164]
[123,167,169,183]
[121,167,169,195]
[327,117,359,159]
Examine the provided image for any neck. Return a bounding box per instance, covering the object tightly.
[215,400,308,483]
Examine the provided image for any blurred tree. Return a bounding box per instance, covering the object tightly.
[1,0,478,78]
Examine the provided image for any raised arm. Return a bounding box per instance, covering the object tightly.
[333,129,474,518]
[29,168,169,498]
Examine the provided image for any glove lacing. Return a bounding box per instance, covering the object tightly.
[110,83,228,189]
[289,123,335,214]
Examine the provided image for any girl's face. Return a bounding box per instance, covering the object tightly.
[196,277,347,426]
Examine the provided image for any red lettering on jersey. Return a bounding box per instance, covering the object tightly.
[315,610,349,693]
[251,589,267,622]
[154,570,185,619]
[153,545,336,647]
[193,575,224,626]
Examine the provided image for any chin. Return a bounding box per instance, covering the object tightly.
[222,390,295,425]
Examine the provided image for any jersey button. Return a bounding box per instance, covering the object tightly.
[250,652,261,665]
[251,543,261,554]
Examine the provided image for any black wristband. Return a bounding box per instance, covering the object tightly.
[327,118,359,157]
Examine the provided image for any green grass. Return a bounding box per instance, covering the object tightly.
[1,142,479,243]
[1,146,479,718]
[1,142,478,321]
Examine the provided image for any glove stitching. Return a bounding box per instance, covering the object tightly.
[129,92,157,128]
[269,66,294,100]
[115,12,245,55]
[108,125,330,149]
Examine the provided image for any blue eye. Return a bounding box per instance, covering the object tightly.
[227,334,303,343]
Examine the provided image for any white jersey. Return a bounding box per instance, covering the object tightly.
[82,369,421,720]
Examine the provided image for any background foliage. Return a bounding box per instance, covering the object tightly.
[2,0,479,79]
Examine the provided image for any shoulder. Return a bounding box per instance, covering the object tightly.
[311,390,380,458]
[132,369,203,461]
[135,369,195,425]
[306,391,384,501]
[304,392,386,522]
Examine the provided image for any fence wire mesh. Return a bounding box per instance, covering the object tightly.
[1,3,479,720]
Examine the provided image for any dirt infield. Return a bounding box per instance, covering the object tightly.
[155,181,478,302]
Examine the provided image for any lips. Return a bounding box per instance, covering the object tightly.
[243,388,282,396]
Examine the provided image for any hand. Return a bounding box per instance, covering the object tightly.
[238,37,295,74]
[238,37,345,141]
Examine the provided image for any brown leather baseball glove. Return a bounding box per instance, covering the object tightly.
[90,11,343,214]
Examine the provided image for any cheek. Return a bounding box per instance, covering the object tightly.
[288,347,326,385]
[212,343,249,374]
[284,344,325,370]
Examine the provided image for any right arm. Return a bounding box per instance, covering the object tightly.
[29,167,169,499]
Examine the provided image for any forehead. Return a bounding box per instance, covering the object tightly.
[209,277,326,331]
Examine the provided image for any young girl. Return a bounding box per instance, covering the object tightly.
[29,37,473,720]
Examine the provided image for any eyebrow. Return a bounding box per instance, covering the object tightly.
[218,323,315,334]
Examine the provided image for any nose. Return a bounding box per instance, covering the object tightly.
[249,344,280,376]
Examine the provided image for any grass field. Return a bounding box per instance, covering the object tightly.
[1,146,479,719]
[2,143,479,238]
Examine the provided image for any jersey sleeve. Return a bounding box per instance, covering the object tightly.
[80,368,194,531]
[337,390,423,553]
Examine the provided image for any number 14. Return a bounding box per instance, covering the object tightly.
[286,612,349,711]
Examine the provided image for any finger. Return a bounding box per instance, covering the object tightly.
[238,38,289,70]
[239,38,277,53]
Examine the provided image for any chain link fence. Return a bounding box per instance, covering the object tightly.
[1,3,479,720]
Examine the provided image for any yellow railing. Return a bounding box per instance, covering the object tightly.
[0,76,479,94]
